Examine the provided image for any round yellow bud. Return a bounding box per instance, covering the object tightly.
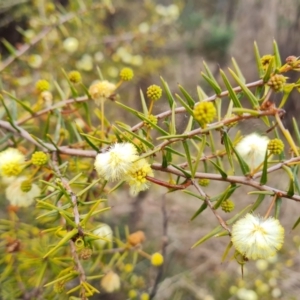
[144,114,158,129]
[151,252,164,267]
[68,70,82,84]
[141,293,150,300]
[128,289,138,299]
[261,55,273,70]
[267,74,286,92]
[31,151,48,166]
[124,263,134,273]
[146,85,162,101]
[193,101,216,127]
[120,67,134,81]
[221,199,235,213]
[268,139,284,155]
[35,79,50,93]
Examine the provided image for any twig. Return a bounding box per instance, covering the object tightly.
[0,120,97,157]
[151,163,300,202]
[17,96,89,125]
[1,118,300,203]
[50,152,82,230]
[264,193,277,219]
[192,179,231,233]
[150,194,169,299]
[50,152,87,297]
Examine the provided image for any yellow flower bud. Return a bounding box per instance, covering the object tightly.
[120,67,134,81]
[31,151,48,166]
[267,74,286,92]
[68,70,82,84]
[221,199,235,213]
[35,79,50,93]
[268,139,284,155]
[151,252,164,266]
[146,85,162,101]
[193,101,216,127]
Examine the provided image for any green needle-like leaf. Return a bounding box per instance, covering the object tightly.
[209,160,227,178]
[229,68,259,108]
[160,76,175,107]
[251,194,266,212]
[43,228,78,258]
[273,40,282,69]
[201,72,222,95]
[274,197,282,219]
[190,202,208,220]
[260,150,269,185]
[220,69,242,108]
[178,84,195,108]
[254,41,265,78]
[182,140,193,177]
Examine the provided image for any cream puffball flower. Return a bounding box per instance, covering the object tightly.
[5,177,41,207]
[235,133,269,170]
[94,143,138,181]
[231,214,284,260]
[100,271,120,293]
[0,148,25,177]
[93,223,113,247]
[125,158,153,196]
[88,80,116,106]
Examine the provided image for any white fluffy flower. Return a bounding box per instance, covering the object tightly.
[235,133,269,170]
[125,158,153,196]
[94,143,138,181]
[5,176,41,207]
[231,214,284,260]
[0,148,25,177]
[93,223,113,247]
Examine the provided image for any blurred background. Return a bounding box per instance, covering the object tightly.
[1,0,300,299]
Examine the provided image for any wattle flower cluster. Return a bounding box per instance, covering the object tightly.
[94,143,153,196]
[0,148,42,207]
[231,214,284,260]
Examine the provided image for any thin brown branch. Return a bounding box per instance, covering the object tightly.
[151,163,300,202]
[150,194,169,299]
[252,155,300,180]
[0,120,97,157]
[70,240,87,297]
[192,179,231,233]
[50,153,86,296]
[2,117,300,203]
[17,96,88,125]
[50,152,82,230]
